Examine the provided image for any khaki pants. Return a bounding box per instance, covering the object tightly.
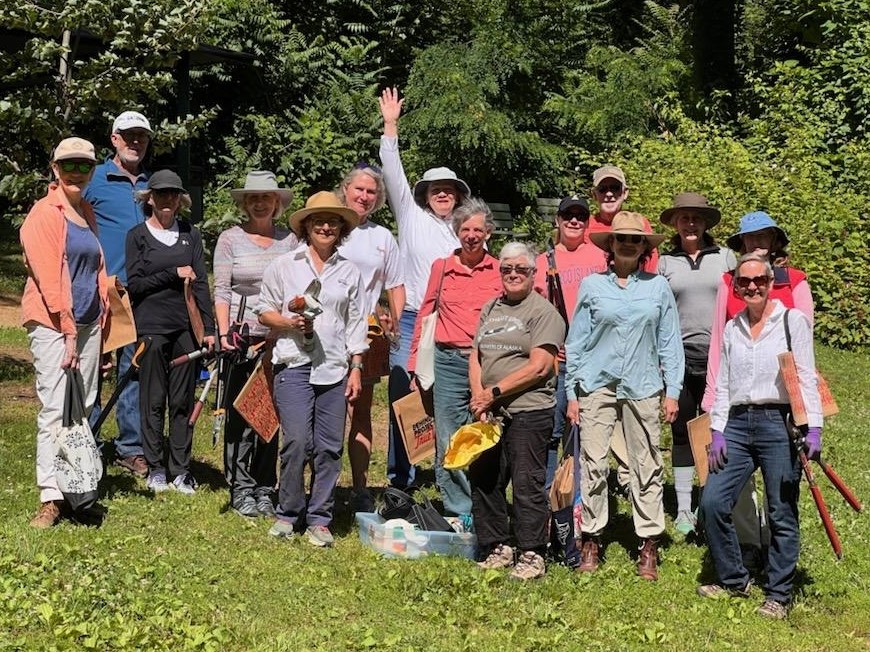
[579,385,665,539]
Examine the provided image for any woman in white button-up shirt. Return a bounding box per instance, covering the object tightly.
[698,253,822,619]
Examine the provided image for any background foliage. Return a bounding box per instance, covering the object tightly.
[1,0,869,348]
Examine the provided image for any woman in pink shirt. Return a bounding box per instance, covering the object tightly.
[408,198,502,524]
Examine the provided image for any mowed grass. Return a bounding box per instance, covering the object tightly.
[1,327,869,651]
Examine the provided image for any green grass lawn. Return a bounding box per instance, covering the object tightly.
[1,325,869,651]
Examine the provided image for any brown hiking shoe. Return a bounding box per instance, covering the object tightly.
[116,455,148,478]
[577,538,600,573]
[637,538,659,581]
[30,501,61,529]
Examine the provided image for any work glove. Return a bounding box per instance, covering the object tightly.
[803,427,822,460]
[707,430,727,473]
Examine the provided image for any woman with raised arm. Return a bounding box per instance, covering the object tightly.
[378,87,469,490]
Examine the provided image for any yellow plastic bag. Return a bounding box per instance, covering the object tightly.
[443,421,502,470]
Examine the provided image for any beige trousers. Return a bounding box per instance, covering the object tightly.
[579,385,665,539]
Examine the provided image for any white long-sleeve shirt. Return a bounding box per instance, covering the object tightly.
[378,135,459,311]
[710,300,822,431]
[256,244,368,385]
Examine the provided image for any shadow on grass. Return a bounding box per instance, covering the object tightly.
[0,354,30,382]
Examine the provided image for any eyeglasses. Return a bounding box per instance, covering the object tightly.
[311,216,343,228]
[614,234,645,244]
[428,185,457,196]
[559,212,588,223]
[58,161,94,174]
[354,161,382,175]
[499,265,533,277]
[734,275,772,289]
[118,130,150,142]
[152,188,181,197]
[595,182,623,195]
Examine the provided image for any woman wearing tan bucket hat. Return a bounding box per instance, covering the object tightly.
[257,191,368,547]
[658,192,736,537]
[565,211,683,581]
[214,171,298,517]
[21,137,109,528]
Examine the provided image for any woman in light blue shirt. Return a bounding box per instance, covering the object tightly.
[566,211,684,581]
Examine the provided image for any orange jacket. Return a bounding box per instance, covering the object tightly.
[20,183,110,337]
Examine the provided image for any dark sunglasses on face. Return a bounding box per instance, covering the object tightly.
[735,275,772,289]
[499,265,533,277]
[596,182,623,195]
[58,161,94,174]
[559,212,588,223]
[312,216,343,228]
[152,188,181,197]
[614,233,645,244]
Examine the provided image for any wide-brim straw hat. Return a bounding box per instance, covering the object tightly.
[412,167,471,209]
[288,191,360,236]
[230,171,293,213]
[589,211,667,253]
[726,211,790,251]
[660,192,721,228]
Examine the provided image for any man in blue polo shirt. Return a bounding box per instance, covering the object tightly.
[84,110,152,477]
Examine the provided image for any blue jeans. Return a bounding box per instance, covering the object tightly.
[90,342,143,458]
[433,346,473,516]
[386,309,417,488]
[545,366,568,491]
[273,365,347,528]
[700,405,801,603]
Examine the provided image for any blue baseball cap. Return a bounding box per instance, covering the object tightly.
[726,211,790,251]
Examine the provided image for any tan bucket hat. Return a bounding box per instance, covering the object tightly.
[288,191,360,236]
[589,211,666,253]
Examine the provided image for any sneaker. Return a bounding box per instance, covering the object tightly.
[306,525,335,547]
[577,538,601,573]
[147,472,170,493]
[674,510,697,536]
[510,551,546,580]
[116,454,148,478]
[477,544,515,569]
[171,473,197,495]
[269,519,296,539]
[350,489,375,514]
[30,501,61,529]
[697,581,752,599]
[757,599,789,620]
[232,492,259,518]
[255,491,276,517]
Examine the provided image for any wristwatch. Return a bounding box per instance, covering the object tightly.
[349,361,364,371]
[491,385,502,398]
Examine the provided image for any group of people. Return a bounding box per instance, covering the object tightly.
[21,92,824,618]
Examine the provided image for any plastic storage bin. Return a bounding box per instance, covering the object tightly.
[355,512,477,559]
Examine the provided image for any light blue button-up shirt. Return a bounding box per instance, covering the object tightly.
[565,269,684,401]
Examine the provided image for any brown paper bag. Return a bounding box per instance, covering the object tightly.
[102,276,137,352]
[688,413,713,487]
[233,360,279,443]
[392,392,436,465]
[549,456,575,511]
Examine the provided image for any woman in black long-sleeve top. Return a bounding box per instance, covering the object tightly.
[125,170,215,494]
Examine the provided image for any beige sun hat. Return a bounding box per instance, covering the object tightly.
[589,211,667,253]
[53,137,97,163]
[231,171,293,214]
[659,192,721,228]
[288,191,360,236]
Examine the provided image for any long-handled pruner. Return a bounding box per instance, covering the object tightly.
[92,337,150,438]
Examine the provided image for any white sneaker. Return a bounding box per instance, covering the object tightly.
[171,473,197,495]
[147,472,170,493]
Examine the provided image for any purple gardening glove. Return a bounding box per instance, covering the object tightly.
[803,427,822,460]
[707,430,727,473]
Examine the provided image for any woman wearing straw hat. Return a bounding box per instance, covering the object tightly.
[335,163,405,513]
[565,211,683,580]
[215,171,298,517]
[126,170,215,495]
[658,192,736,536]
[257,192,368,547]
[702,211,814,567]
[378,87,470,490]
[21,137,110,528]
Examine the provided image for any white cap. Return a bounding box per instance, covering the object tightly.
[112,111,153,134]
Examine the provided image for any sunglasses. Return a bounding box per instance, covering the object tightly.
[559,212,589,223]
[152,188,182,197]
[596,182,623,195]
[58,161,94,174]
[499,265,533,277]
[311,216,343,228]
[734,275,772,289]
[614,234,645,244]
[354,161,382,175]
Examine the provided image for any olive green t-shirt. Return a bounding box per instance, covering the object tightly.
[474,291,566,413]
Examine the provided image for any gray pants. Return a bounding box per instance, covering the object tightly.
[273,365,346,528]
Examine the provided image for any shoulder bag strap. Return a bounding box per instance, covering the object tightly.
[433,258,448,312]
[783,308,792,352]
